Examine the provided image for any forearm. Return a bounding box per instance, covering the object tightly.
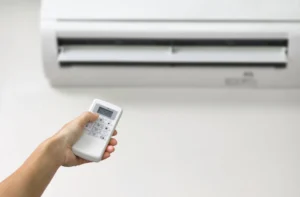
[0,138,62,197]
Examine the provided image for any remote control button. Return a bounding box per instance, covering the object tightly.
[92,127,100,133]
[94,122,104,130]
[95,132,101,138]
[103,118,111,123]
[85,122,94,131]
[107,126,114,131]
[100,129,105,134]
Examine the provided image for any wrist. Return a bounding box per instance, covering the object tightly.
[41,136,65,167]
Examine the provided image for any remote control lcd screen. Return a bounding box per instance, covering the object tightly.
[97,107,113,118]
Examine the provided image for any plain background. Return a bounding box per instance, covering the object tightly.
[1,0,300,196]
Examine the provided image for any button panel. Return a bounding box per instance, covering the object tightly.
[85,117,114,140]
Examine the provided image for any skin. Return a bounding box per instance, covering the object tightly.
[0,112,118,197]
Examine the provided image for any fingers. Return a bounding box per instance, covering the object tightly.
[106,145,115,153]
[102,142,116,161]
[102,152,111,160]
[109,130,118,145]
[101,137,117,161]
[102,145,115,160]
[109,138,118,146]
[77,112,99,127]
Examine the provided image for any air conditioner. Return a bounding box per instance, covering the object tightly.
[41,0,300,87]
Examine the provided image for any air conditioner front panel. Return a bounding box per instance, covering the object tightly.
[41,20,300,87]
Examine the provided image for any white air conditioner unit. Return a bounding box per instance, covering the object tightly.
[41,0,300,87]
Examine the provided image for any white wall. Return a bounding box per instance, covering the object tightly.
[1,1,300,197]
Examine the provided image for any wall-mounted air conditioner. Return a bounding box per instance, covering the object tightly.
[41,0,300,87]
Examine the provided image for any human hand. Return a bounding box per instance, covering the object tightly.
[50,112,118,167]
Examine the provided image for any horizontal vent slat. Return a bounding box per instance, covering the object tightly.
[58,46,287,66]
[58,39,288,47]
[60,62,286,68]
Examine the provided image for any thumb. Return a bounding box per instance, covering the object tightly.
[69,112,99,145]
[77,112,99,127]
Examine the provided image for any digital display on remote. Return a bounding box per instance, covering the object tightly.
[97,107,113,118]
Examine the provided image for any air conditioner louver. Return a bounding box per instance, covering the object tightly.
[58,39,288,68]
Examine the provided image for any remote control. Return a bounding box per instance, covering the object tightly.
[72,99,123,162]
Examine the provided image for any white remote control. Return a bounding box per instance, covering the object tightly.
[72,99,123,162]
